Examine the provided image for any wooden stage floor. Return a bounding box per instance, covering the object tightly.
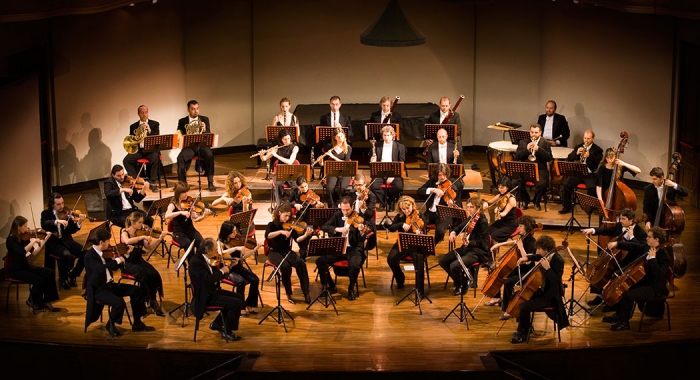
[1,150,699,376]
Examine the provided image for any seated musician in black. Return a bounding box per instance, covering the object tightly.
[123,104,161,192]
[104,164,153,228]
[426,128,464,206]
[512,124,552,211]
[483,215,538,320]
[385,195,424,292]
[594,146,641,220]
[482,176,518,243]
[558,129,603,214]
[370,125,405,211]
[288,175,321,260]
[510,234,569,344]
[581,207,647,306]
[348,173,377,252]
[318,196,368,301]
[41,192,86,290]
[369,96,403,125]
[439,196,490,296]
[417,163,458,248]
[643,166,688,231]
[260,128,299,208]
[602,226,671,331]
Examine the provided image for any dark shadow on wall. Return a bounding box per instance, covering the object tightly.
[57,127,80,186]
[79,127,112,181]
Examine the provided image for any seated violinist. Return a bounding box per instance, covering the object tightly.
[104,164,153,228]
[484,215,538,320]
[581,207,647,306]
[439,196,490,296]
[482,176,518,243]
[602,226,670,331]
[217,220,262,315]
[265,203,312,304]
[349,173,377,251]
[318,196,368,301]
[385,195,425,293]
[417,163,458,248]
[288,175,322,259]
[509,234,569,344]
[165,182,215,256]
[212,171,253,214]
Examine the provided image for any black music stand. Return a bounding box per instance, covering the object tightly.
[308,207,339,231]
[168,241,195,327]
[258,251,295,332]
[365,123,400,142]
[436,205,467,252]
[558,161,589,233]
[575,192,607,268]
[423,124,457,141]
[324,160,358,203]
[230,209,258,262]
[442,250,476,329]
[505,161,538,208]
[182,133,217,197]
[143,134,177,195]
[146,196,173,262]
[273,164,310,210]
[82,221,111,251]
[266,126,299,143]
[563,244,591,319]
[508,129,531,145]
[428,163,463,180]
[306,237,347,315]
[370,161,405,236]
[396,233,435,315]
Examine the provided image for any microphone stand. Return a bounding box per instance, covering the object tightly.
[258,250,294,332]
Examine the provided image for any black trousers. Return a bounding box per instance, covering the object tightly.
[94,282,147,325]
[177,146,214,182]
[45,241,85,280]
[207,289,244,332]
[269,250,310,296]
[9,266,59,306]
[123,149,161,182]
[316,249,364,290]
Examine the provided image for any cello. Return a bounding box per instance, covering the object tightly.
[584,229,631,289]
[599,131,637,249]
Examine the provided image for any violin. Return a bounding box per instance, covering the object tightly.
[122,175,145,191]
[181,196,218,217]
[405,209,424,234]
[300,189,321,206]
[233,187,253,204]
[134,226,165,239]
[102,243,130,260]
[460,211,481,245]
[437,179,457,206]
[19,228,48,241]
[347,211,365,228]
[57,208,96,222]
[282,216,309,234]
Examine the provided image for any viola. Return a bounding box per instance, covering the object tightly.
[460,211,481,245]
[122,175,145,191]
[437,179,457,205]
[57,208,96,222]
[233,187,252,203]
[19,228,48,241]
[405,209,424,234]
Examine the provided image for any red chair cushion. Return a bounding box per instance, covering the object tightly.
[576,183,587,189]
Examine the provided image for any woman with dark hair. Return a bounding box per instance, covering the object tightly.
[165,181,214,256]
[260,128,299,208]
[6,216,60,312]
[482,176,518,243]
[218,220,261,315]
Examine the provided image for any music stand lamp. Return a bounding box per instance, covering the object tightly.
[442,249,476,329]
[504,161,541,210]
[563,244,591,319]
[258,250,295,332]
[508,130,531,145]
[558,161,589,234]
[168,241,196,327]
[143,134,177,195]
[324,160,358,203]
[145,196,174,262]
[182,133,217,198]
[575,192,607,268]
[435,205,467,252]
[306,237,347,315]
[396,233,435,315]
[370,161,405,238]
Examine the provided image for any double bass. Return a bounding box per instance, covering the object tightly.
[599,131,637,249]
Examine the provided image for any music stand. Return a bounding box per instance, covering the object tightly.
[508,129,531,145]
[370,161,405,236]
[258,250,295,332]
[308,207,340,230]
[575,192,607,268]
[229,209,258,262]
[146,196,173,262]
[169,241,195,327]
[143,134,178,195]
[82,221,111,251]
[266,126,299,143]
[442,250,476,329]
[558,161,589,233]
[181,133,218,197]
[396,233,435,314]
[563,244,591,319]
[306,237,347,315]
[276,164,310,184]
[365,123,400,141]
[423,124,457,141]
[316,126,348,144]
[427,163,463,180]
[436,205,467,252]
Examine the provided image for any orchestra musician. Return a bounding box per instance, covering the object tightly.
[439,196,490,296]
[272,97,300,127]
[349,173,377,252]
[84,228,154,337]
[484,215,538,320]
[212,171,253,213]
[512,123,553,211]
[426,128,464,206]
[121,211,166,317]
[602,226,670,331]
[370,125,406,212]
[123,105,161,192]
[104,164,154,228]
[482,176,518,243]
[320,95,352,130]
[643,166,688,231]
[581,207,647,306]
[176,100,216,192]
[559,130,604,214]
[189,238,244,341]
[265,203,312,304]
[323,127,353,207]
[217,220,261,315]
[41,192,86,290]
[537,100,570,147]
[6,216,60,312]
[369,96,403,125]
[509,235,569,344]
[417,163,458,248]
[289,175,320,260]
[165,182,214,256]
[318,196,368,301]
[428,97,462,138]
[595,146,641,208]
[385,196,424,293]
[260,128,299,208]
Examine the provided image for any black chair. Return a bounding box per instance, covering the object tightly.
[636,266,675,332]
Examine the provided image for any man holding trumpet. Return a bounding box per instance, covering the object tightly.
[559,130,603,214]
[512,124,552,211]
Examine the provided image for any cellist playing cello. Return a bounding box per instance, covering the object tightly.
[602,226,670,332]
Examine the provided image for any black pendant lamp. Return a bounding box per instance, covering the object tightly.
[360,0,426,47]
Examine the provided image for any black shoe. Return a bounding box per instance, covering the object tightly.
[304,294,311,304]
[132,322,156,332]
[327,286,338,294]
[209,321,222,331]
[106,322,122,337]
[149,182,159,192]
[602,315,619,324]
[510,332,525,344]
[208,183,216,192]
[378,205,385,212]
[534,204,542,211]
[610,321,630,331]
[60,279,71,290]
[499,314,511,321]
[451,287,463,296]
[347,289,356,301]
[43,303,61,312]
[587,297,603,306]
[67,276,78,287]
[558,208,572,214]
[521,204,529,210]
[602,304,614,312]
[396,281,405,290]
[220,331,242,341]
[286,295,296,304]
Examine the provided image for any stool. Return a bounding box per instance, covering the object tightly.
[137,156,168,190]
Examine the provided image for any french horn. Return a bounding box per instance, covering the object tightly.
[123,123,147,154]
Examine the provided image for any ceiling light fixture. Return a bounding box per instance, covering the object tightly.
[360,0,426,47]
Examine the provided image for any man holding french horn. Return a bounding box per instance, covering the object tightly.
[176,100,216,191]
[123,105,161,192]
[512,124,552,211]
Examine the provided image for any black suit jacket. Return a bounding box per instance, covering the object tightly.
[177,115,212,135]
[616,241,670,297]
[129,119,160,136]
[321,211,367,254]
[566,142,604,174]
[453,213,490,259]
[513,138,553,176]
[369,110,403,125]
[537,113,570,147]
[643,183,688,227]
[189,253,225,320]
[320,112,351,130]
[103,176,146,216]
[374,141,406,163]
[427,111,462,137]
[84,247,124,325]
[426,141,463,165]
[40,209,81,253]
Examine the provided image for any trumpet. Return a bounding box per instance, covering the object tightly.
[528,138,538,162]
[250,144,283,158]
[580,144,589,163]
[123,123,147,154]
